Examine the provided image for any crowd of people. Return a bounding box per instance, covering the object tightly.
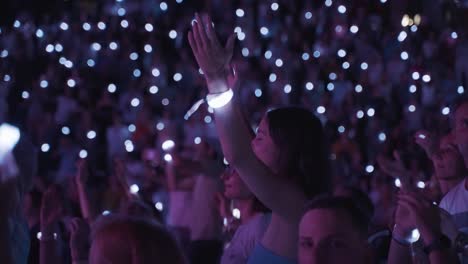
[1,0,468,263]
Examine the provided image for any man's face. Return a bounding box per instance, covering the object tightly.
[298,209,370,264]
[454,103,468,167]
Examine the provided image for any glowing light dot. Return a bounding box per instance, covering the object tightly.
[275,58,283,67]
[173,73,182,82]
[156,122,165,131]
[398,31,407,42]
[233,208,241,219]
[355,84,363,93]
[409,85,417,93]
[162,140,175,151]
[169,30,177,39]
[451,32,458,39]
[237,32,246,41]
[367,108,375,117]
[327,83,335,91]
[45,45,54,53]
[313,51,321,58]
[128,124,136,132]
[417,181,425,189]
[152,68,160,77]
[108,83,117,93]
[91,43,101,51]
[395,178,402,188]
[337,49,346,57]
[302,52,310,61]
[366,165,374,173]
[422,74,431,83]
[60,22,69,31]
[82,23,91,31]
[194,137,202,144]
[410,25,418,32]
[164,154,172,162]
[342,62,350,69]
[357,110,364,119]
[109,42,118,50]
[442,107,450,115]
[22,91,30,99]
[41,144,50,152]
[361,62,368,70]
[117,7,126,16]
[242,48,249,57]
[120,20,129,28]
[130,184,139,194]
[338,126,345,133]
[160,2,168,11]
[269,73,277,83]
[283,84,292,94]
[401,51,409,60]
[337,5,346,14]
[67,79,76,88]
[458,86,464,94]
[98,22,106,30]
[378,132,386,142]
[102,210,111,216]
[306,82,314,91]
[133,69,141,77]
[129,52,138,60]
[325,0,333,7]
[155,202,164,211]
[36,29,44,38]
[254,88,262,97]
[131,98,140,107]
[350,25,359,33]
[145,23,153,32]
[317,106,326,114]
[305,12,312,19]
[54,44,63,52]
[87,130,97,139]
[40,80,48,88]
[144,44,152,53]
[236,9,245,17]
[162,98,169,106]
[204,116,212,123]
[329,73,337,80]
[149,85,159,94]
[87,59,95,67]
[264,50,272,59]
[271,3,279,11]
[260,27,269,36]
[79,150,88,159]
[412,72,420,80]
[408,105,416,112]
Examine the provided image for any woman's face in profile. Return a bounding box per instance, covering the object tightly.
[251,117,280,171]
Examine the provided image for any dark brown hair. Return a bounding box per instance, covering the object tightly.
[266,107,332,198]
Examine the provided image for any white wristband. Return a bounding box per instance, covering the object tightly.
[206,89,234,109]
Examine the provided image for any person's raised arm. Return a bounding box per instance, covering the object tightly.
[75,160,98,222]
[397,192,459,264]
[188,13,306,222]
[39,187,63,264]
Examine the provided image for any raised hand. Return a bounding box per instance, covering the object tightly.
[40,186,63,228]
[414,130,438,158]
[377,151,413,190]
[69,218,90,262]
[188,13,236,88]
[75,159,88,189]
[397,191,442,243]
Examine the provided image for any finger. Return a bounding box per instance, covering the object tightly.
[192,21,204,50]
[188,31,199,54]
[195,13,209,49]
[398,194,424,210]
[225,33,236,55]
[203,14,220,47]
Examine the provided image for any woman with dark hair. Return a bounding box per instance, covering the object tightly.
[219,167,271,264]
[188,13,331,263]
